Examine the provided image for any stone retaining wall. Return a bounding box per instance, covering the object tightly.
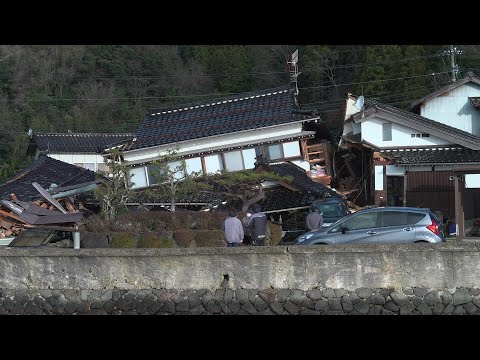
[1,287,479,315]
[2,243,480,314]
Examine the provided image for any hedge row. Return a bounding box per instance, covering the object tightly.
[117,211,229,231]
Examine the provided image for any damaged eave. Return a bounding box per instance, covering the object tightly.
[351,108,376,122]
[47,180,102,199]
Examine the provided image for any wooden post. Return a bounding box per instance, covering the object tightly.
[300,139,309,161]
[403,171,407,207]
[323,141,333,176]
[382,164,387,206]
[454,173,465,241]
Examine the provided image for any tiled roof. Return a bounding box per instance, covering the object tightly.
[354,99,480,150]
[0,156,96,201]
[380,147,480,165]
[26,133,135,155]
[126,86,312,151]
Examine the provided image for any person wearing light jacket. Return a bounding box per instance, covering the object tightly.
[306,206,323,231]
[222,209,244,247]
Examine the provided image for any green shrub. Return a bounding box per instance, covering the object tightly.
[173,230,196,247]
[111,232,138,248]
[194,230,225,247]
[138,233,176,248]
[116,210,228,231]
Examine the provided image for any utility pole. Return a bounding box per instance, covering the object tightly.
[444,45,462,83]
[450,45,457,82]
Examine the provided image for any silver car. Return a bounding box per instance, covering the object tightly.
[294,207,445,245]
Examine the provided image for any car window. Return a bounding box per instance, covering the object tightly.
[380,210,426,227]
[381,211,408,226]
[343,212,379,231]
[329,223,342,233]
[408,212,426,224]
[317,203,346,218]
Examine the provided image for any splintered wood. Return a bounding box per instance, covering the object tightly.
[0,192,84,238]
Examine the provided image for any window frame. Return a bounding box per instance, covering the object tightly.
[382,122,392,142]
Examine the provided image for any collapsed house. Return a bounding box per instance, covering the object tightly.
[0,156,98,246]
[105,85,345,231]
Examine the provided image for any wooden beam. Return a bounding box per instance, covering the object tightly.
[344,158,357,178]
[323,142,333,177]
[0,209,24,223]
[278,181,300,192]
[300,139,309,161]
[32,182,68,214]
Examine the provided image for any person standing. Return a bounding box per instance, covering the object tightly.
[222,210,244,247]
[306,206,323,231]
[246,203,267,246]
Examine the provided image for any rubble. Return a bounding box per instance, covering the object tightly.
[0,182,86,245]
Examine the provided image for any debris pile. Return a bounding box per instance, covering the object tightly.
[0,182,85,239]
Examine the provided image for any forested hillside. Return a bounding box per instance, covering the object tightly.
[0,45,478,183]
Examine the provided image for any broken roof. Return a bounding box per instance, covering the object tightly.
[123,85,316,152]
[26,133,135,155]
[0,156,96,201]
[126,161,340,213]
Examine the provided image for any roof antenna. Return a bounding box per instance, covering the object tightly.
[287,49,300,97]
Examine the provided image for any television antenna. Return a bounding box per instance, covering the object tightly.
[287,49,301,96]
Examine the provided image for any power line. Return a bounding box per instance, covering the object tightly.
[299,71,451,90]
[0,71,452,103]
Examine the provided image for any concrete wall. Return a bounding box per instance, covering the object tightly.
[3,244,480,314]
[3,244,480,291]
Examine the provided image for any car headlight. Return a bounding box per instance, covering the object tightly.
[296,233,314,243]
[322,223,332,227]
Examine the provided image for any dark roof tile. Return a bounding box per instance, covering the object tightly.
[380,147,480,164]
[127,86,310,151]
[27,133,135,155]
[0,156,96,201]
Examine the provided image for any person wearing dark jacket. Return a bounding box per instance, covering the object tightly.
[306,206,323,231]
[246,203,267,246]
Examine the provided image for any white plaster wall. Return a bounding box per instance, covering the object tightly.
[421,83,480,135]
[49,153,105,172]
[361,117,453,148]
[375,165,384,190]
